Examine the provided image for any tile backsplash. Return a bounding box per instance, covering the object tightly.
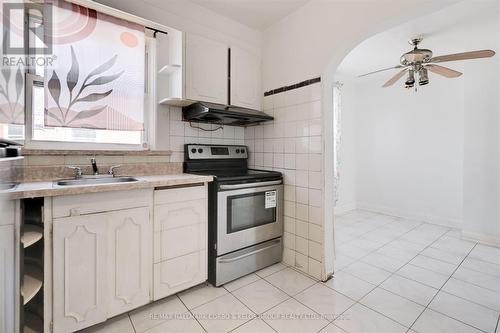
[167,106,245,162]
[244,82,324,280]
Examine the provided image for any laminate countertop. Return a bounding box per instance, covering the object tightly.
[2,174,213,200]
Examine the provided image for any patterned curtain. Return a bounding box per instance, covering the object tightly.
[44,0,145,131]
[333,82,343,203]
[0,0,25,129]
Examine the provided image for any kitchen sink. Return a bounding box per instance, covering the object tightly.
[0,182,18,190]
[55,176,139,186]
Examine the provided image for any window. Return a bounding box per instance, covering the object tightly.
[18,1,152,148]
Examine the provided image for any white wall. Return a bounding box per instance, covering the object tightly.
[334,83,357,214]
[462,54,500,245]
[339,74,465,227]
[335,0,500,245]
[95,0,262,50]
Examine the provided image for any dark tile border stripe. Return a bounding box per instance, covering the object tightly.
[264,77,321,97]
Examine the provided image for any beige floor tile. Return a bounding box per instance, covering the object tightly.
[191,293,255,333]
[129,296,188,332]
[178,283,228,309]
[265,267,316,296]
[233,279,289,314]
[263,298,330,333]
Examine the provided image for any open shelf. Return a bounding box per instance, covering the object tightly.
[22,225,43,249]
[24,309,43,333]
[158,64,181,75]
[22,263,43,305]
[158,97,195,107]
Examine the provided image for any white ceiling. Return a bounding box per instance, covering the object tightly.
[189,0,309,30]
[336,0,499,80]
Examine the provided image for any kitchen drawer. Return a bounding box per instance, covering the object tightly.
[154,199,207,232]
[154,185,206,205]
[53,189,152,218]
[154,223,206,263]
[153,251,207,300]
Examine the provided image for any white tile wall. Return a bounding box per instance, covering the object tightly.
[245,82,323,280]
[167,106,245,162]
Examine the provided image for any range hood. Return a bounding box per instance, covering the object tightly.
[182,102,273,126]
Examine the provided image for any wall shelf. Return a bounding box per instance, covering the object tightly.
[24,310,43,333]
[22,263,43,305]
[158,64,181,75]
[158,97,195,107]
[22,225,43,249]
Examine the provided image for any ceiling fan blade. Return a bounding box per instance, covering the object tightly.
[382,69,408,87]
[426,64,463,78]
[359,65,404,77]
[430,50,495,63]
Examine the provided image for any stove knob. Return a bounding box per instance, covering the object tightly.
[191,148,196,154]
[241,149,245,154]
[198,148,204,154]
[236,149,240,154]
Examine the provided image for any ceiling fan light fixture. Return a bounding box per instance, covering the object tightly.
[419,67,429,86]
[405,69,415,88]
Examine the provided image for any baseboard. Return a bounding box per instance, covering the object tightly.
[461,231,500,248]
[356,202,462,229]
[334,202,356,215]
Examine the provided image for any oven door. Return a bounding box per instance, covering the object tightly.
[217,180,283,255]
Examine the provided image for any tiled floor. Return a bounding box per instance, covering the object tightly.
[81,210,500,333]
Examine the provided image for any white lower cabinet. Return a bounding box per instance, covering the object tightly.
[52,213,108,333]
[50,185,208,332]
[107,207,151,317]
[0,225,15,333]
[153,251,207,300]
[52,207,151,333]
[153,186,207,300]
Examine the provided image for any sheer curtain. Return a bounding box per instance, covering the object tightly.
[333,82,343,204]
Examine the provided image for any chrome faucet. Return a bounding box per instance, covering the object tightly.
[91,157,99,175]
[66,166,83,179]
[108,165,121,177]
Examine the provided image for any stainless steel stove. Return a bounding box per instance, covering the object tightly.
[184,144,283,286]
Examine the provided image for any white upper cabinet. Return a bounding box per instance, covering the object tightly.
[230,46,262,110]
[185,33,228,105]
[158,31,262,110]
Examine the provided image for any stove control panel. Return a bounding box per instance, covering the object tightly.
[186,144,248,159]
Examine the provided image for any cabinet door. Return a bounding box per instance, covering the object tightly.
[185,33,228,104]
[153,199,207,262]
[153,198,207,300]
[230,46,261,110]
[107,207,151,317]
[53,214,108,333]
[0,225,15,333]
[153,251,206,301]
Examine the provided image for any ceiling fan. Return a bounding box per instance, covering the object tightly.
[359,38,496,89]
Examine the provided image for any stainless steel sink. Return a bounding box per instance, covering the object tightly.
[55,176,138,186]
[0,182,18,190]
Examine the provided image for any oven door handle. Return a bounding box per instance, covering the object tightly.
[218,239,281,263]
[219,180,282,190]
